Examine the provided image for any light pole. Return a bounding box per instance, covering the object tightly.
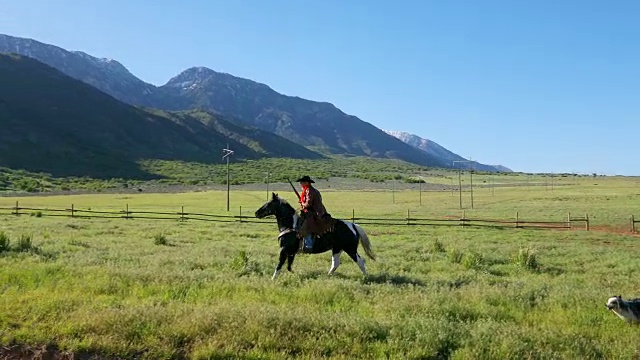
[222,144,234,211]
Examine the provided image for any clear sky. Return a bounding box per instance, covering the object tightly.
[1,1,638,175]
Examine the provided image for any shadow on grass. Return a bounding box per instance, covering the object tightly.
[540,265,565,276]
[361,272,425,287]
[284,270,426,287]
[434,276,474,290]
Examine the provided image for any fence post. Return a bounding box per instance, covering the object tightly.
[460,210,466,227]
[567,212,571,229]
[632,215,636,233]
[71,204,75,218]
[181,206,185,221]
[126,204,130,219]
[352,209,355,223]
[239,206,243,223]
[516,211,519,228]
[407,209,410,226]
[585,213,589,231]
[13,200,18,216]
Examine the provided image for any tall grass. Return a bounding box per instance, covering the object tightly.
[1,177,639,358]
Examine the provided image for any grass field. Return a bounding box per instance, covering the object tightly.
[1,176,640,359]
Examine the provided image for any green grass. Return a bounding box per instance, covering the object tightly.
[1,157,600,193]
[1,176,640,358]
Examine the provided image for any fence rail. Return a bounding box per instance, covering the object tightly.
[0,201,603,232]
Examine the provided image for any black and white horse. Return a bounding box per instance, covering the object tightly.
[255,193,376,279]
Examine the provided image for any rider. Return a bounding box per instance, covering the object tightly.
[297,175,328,252]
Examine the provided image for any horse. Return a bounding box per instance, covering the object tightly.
[255,193,376,280]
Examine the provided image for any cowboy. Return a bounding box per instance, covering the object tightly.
[296,175,329,252]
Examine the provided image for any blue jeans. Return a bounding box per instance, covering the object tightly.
[303,234,314,252]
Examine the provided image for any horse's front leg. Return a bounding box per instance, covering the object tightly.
[329,250,342,275]
[286,251,296,272]
[273,246,288,280]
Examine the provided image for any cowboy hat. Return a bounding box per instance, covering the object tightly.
[296,175,315,183]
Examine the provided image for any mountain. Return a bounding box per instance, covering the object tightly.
[0,34,448,168]
[146,67,449,167]
[0,34,153,104]
[384,130,512,172]
[0,53,323,178]
[0,34,512,171]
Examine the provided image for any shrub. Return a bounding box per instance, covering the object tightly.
[432,239,446,253]
[153,233,169,246]
[512,246,539,271]
[404,177,426,184]
[229,250,249,272]
[229,250,262,276]
[14,234,33,252]
[462,251,484,269]
[448,248,464,264]
[0,232,10,252]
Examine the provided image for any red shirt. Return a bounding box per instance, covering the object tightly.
[300,185,310,211]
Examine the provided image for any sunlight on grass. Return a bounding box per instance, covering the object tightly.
[1,176,639,358]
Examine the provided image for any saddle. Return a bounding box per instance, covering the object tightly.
[296,212,337,238]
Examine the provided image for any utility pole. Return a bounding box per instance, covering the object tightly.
[469,162,474,209]
[265,171,271,200]
[392,180,395,204]
[450,176,454,196]
[453,160,473,209]
[222,144,234,211]
[419,176,423,206]
[491,175,495,196]
[458,169,462,209]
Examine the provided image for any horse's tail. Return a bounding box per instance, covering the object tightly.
[354,224,376,261]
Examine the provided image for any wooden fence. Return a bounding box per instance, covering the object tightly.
[0,201,595,231]
[632,215,639,233]
[0,201,268,223]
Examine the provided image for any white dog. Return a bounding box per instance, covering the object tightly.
[606,295,640,323]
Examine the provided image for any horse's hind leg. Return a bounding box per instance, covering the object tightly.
[329,250,343,275]
[273,247,288,280]
[346,249,367,276]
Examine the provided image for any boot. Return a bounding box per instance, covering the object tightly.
[303,234,314,253]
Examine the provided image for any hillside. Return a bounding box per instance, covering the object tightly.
[0,34,450,168]
[0,34,152,104]
[145,67,448,167]
[0,53,322,178]
[384,130,512,172]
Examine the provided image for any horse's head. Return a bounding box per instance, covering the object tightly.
[255,192,295,219]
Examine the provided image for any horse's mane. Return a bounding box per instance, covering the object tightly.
[276,195,297,215]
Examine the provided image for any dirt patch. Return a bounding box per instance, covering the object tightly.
[1,345,71,360]
[587,225,640,237]
[0,345,106,360]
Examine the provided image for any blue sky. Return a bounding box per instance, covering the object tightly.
[1,1,638,175]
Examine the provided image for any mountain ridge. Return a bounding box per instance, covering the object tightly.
[384,130,512,172]
[0,53,323,178]
[0,33,507,171]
